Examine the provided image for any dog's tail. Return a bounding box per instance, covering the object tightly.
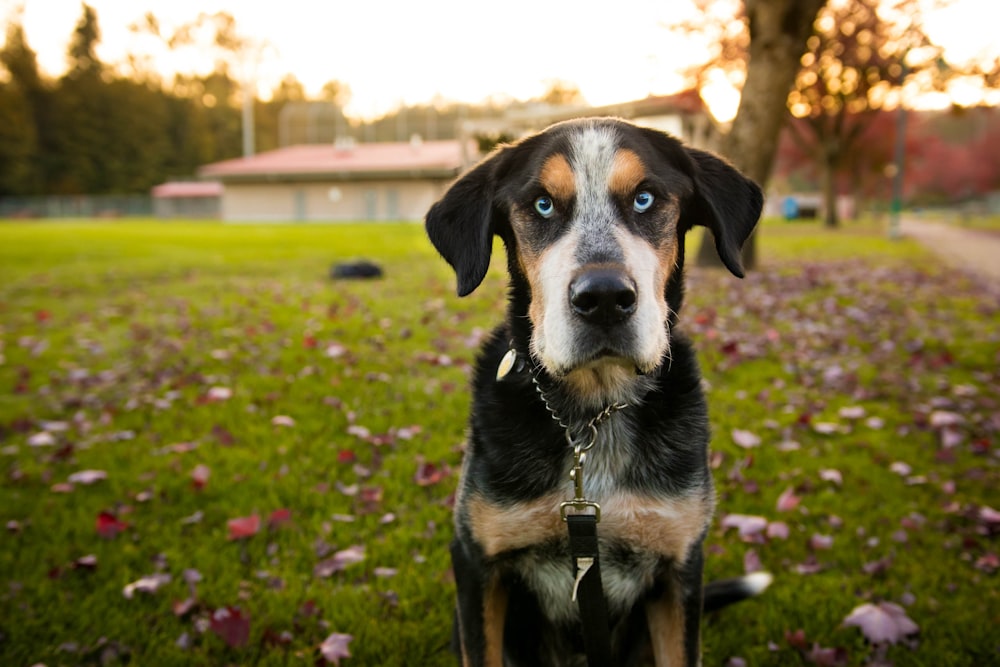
[703,572,773,613]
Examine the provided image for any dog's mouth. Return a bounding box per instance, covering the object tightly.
[550,347,647,378]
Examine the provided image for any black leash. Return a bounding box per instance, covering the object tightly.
[567,514,613,667]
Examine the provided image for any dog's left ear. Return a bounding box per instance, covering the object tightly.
[425,152,506,297]
[683,147,764,278]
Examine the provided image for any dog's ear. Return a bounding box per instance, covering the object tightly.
[425,151,507,297]
[682,147,763,278]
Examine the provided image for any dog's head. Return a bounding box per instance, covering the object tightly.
[426,118,762,404]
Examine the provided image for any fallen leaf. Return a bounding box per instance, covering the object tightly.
[721,514,769,540]
[191,464,210,490]
[268,508,292,529]
[320,632,353,664]
[889,461,912,476]
[809,534,834,550]
[414,461,449,487]
[776,487,801,512]
[732,429,761,449]
[271,415,295,427]
[227,514,261,541]
[123,573,172,599]
[28,431,56,447]
[818,469,843,486]
[767,521,790,540]
[68,469,107,485]
[210,606,251,648]
[96,511,128,539]
[843,602,919,644]
[314,545,366,578]
[205,386,232,402]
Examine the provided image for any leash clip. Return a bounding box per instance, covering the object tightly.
[560,444,601,522]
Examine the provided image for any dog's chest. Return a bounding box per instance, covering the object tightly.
[468,436,712,624]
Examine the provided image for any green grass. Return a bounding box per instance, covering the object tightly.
[1,219,997,666]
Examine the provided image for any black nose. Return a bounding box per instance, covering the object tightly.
[569,268,637,326]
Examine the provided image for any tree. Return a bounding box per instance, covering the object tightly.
[691,0,828,270]
[784,0,923,227]
[66,2,102,80]
[0,12,44,193]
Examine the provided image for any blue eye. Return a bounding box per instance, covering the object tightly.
[633,191,654,213]
[534,196,555,218]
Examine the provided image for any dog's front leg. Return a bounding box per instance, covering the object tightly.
[451,539,507,667]
[646,548,704,667]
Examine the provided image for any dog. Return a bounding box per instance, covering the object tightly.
[425,117,768,667]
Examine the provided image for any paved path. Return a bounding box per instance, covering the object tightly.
[900,218,1000,283]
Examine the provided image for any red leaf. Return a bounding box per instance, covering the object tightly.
[268,508,292,529]
[96,511,128,539]
[227,514,261,541]
[337,450,357,464]
[414,461,449,487]
[210,606,251,648]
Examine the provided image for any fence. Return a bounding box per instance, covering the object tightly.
[0,195,153,219]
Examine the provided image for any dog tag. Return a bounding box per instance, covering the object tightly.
[571,556,595,602]
[495,348,518,381]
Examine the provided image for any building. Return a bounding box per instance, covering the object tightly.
[198,137,473,222]
[151,181,223,219]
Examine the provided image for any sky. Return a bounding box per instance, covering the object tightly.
[4,0,999,120]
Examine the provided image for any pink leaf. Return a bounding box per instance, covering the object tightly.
[320,632,353,664]
[731,429,761,449]
[205,386,232,402]
[227,514,261,541]
[271,415,296,427]
[68,469,107,485]
[838,405,866,420]
[314,545,366,578]
[809,534,834,551]
[776,486,801,512]
[191,464,211,490]
[210,606,251,648]
[818,469,842,486]
[889,461,912,476]
[721,514,768,540]
[843,602,919,644]
[767,521,790,540]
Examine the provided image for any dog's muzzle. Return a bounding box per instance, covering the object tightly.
[569,267,637,327]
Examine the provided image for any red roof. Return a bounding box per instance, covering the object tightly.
[198,140,473,181]
[151,181,223,198]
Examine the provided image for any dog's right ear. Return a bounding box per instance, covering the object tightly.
[425,151,507,297]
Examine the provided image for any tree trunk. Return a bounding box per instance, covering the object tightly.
[696,0,827,272]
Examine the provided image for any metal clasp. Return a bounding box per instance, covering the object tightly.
[560,442,601,522]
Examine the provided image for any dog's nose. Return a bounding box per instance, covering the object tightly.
[569,268,637,325]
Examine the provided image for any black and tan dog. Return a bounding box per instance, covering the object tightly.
[426,117,769,667]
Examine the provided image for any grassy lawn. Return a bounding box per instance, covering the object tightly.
[1,219,997,666]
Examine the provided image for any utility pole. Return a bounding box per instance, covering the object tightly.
[888,73,907,239]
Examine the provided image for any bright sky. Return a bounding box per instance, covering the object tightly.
[4,0,999,119]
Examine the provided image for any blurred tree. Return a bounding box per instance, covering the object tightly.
[538,80,586,106]
[66,2,103,80]
[690,0,827,270]
[785,0,931,227]
[0,13,44,193]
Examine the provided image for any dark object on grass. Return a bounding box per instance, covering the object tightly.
[330,261,383,280]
